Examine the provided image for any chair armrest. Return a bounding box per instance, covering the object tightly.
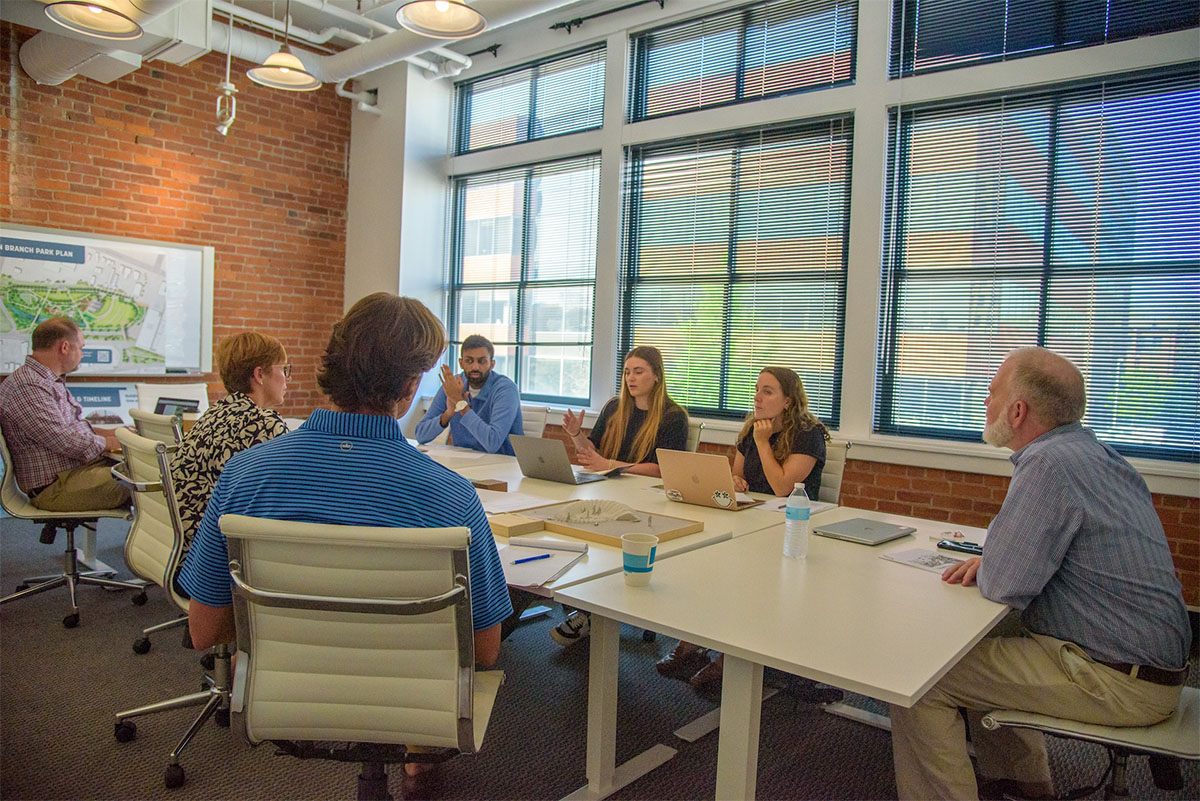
[110,464,163,493]
[229,565,467,616]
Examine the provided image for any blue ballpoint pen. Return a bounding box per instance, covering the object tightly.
[512,553,552,565]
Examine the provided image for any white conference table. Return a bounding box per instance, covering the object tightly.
[454,460,789,592]
[554,506,1005,800]
[415,442,517,471]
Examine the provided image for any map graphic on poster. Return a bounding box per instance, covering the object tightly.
[0,228,208,376]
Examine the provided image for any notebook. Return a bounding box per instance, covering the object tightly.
[656,448,765,511]
[510,435,616,485]
[812,517,916,546]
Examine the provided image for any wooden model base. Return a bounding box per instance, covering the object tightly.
[489,501,702,547]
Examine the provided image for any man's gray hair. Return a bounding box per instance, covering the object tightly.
[1007,347,1087,427]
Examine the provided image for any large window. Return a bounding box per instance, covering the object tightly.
[629,0,857,122]
[620,119,851,423]
[876,68,1200,462]
[454,45,606,154]
[890,0,1198,77]
[449,156,600,404]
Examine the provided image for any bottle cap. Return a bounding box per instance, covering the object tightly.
[794,482,804,489]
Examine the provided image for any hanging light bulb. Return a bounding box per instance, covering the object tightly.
[396,0,486,39]
[44,0,143,40]
[246,0,322,92]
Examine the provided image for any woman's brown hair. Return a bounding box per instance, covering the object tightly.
[738,367,829,465]
[598,345,684,464]
[216,332,287,395]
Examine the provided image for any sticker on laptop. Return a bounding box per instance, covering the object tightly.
[712,490,733,508]
[666,488,684,502]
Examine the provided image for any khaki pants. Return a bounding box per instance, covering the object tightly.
[30,458,130,512]
[890,617,1182,800]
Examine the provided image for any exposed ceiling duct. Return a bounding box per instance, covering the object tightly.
[12,0,580,88]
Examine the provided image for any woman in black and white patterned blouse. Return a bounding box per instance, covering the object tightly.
[171,332,290,550]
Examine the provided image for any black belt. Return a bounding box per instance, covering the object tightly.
[1095,659,1188,687]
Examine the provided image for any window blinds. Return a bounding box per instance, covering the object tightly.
[630,0,856,121]
[876,68,1200,462]
[620,119,851,422]
[455,45,606,154]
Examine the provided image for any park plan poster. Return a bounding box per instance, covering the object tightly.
[0,228,203,376]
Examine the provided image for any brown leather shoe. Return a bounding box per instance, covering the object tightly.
[689,653,725,690]
[656,646,710,680]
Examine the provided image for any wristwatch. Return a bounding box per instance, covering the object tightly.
[454,399,469,415]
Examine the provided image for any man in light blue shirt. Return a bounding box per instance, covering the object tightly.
[890,347,1190,801]
[415,334,524,455]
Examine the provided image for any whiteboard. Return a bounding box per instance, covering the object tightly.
[0,224,213,375]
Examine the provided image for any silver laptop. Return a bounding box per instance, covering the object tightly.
[813,517,916,546]
[510,435,608,485]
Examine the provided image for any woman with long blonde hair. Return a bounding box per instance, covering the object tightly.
[561,345,688,479]
[550,346,688,648]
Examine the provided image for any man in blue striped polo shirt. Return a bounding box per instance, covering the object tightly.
[890,347,1190,800]
[178,293,512,668]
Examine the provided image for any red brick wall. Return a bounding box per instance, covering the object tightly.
[546,422,1199,606]
[1,23,348,416]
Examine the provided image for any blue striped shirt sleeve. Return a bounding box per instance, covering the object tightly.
[461,493,513,631]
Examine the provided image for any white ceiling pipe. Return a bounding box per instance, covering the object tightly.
[427,45,469,67]
[212,1,367,45]
[18,29,117,84]
[287,0,395,36]
[314,0,573,83]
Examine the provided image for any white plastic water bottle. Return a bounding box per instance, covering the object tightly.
[784,483,810,559]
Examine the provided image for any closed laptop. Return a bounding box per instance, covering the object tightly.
[812,517,916,546]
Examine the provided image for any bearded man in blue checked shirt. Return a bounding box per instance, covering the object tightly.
[178,293,512,669]
[890,347,1191,801]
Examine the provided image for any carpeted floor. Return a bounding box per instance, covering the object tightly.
[1,516,1196,801]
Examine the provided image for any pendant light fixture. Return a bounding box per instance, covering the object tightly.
[44,0,143,40]
[396,0,486,39]
[247,0,321,92]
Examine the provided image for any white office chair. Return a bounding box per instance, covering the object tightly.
[521,405,549,438]
[0,426,139,628]
[686,420,705,452]
[819,439,851,504]
[983,686,1199,799]
[129,408,183,446]
[221,514,504,801]
[402,395,450,444]
[135,382,210,414]
[110,428,231,790]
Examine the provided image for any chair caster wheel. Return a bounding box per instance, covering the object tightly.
[114,721,137,742]
[164,764,185,789]
[63,613,80,628]
[215,707,230,727]
[132,591,148,606]
[642,629,657,642]
[132,638,151,655]
[199,653,215,670]
[15,584,28,592]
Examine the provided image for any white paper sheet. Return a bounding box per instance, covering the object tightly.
[497,545,586,588]
[880,547,966,574]
[477,489,553,514]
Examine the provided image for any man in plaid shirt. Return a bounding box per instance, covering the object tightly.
[0,316,129,512]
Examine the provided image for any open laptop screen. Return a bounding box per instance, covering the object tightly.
[153,397,201,416]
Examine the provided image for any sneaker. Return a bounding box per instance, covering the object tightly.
[550,611,590,646]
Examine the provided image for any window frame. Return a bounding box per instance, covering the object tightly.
[447,154,602,406]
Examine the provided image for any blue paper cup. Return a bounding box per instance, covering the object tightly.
[621,533,659,586]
